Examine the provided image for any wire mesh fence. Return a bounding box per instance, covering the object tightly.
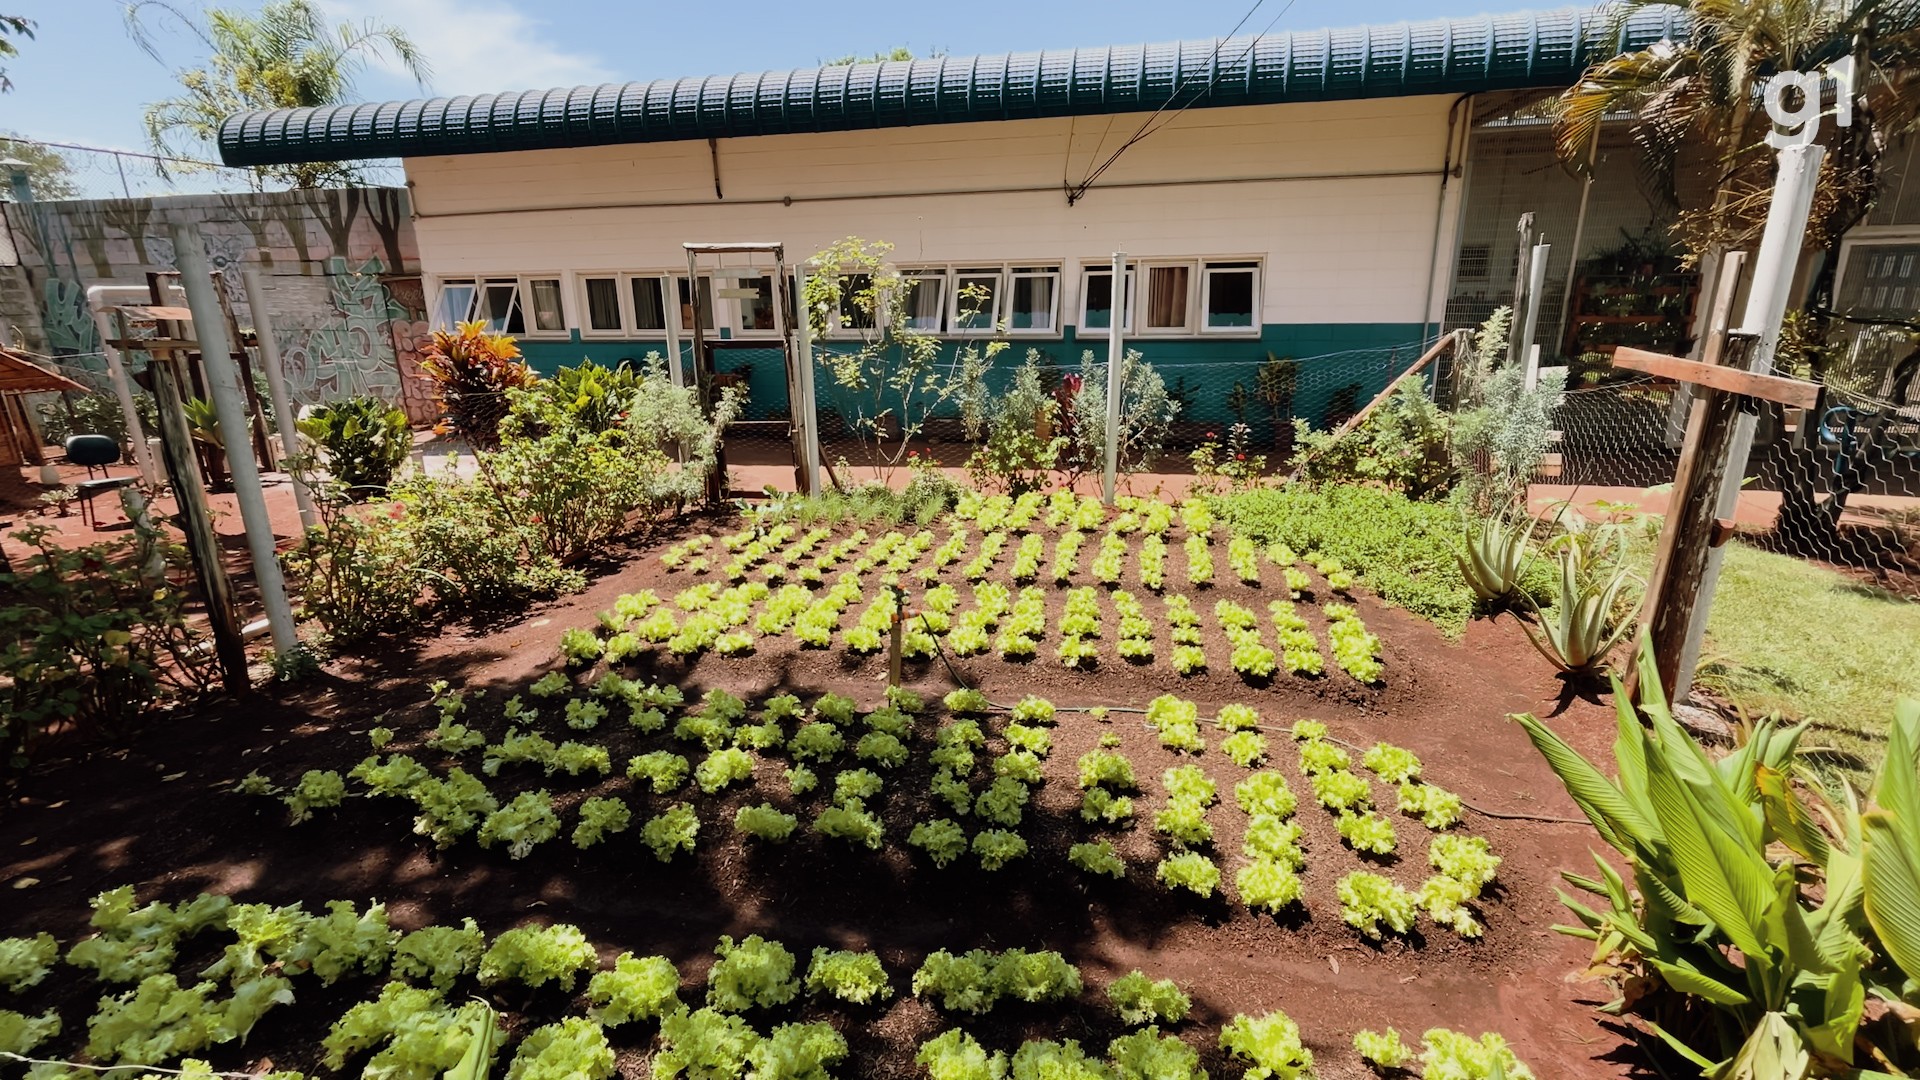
[0,137,404,201]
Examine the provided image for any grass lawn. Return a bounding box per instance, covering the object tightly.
[1695,541,1920,775]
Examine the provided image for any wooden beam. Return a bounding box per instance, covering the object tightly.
[142,273,250,693]
[1629,253,1752,706]
[1612,346,1820,409]
[1285,330,1462,482]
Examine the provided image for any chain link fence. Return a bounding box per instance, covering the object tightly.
[0,137,404,201]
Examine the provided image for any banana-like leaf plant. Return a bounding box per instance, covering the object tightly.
[1458,512,1533,607]
[1515,639,1920,1078]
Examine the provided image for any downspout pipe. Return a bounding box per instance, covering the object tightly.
[173,223,303,660]
[85,284,170,486]
[1420,94,1473,348]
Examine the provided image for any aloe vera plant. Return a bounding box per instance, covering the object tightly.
[1522,543,1636,675]
[1457,513,1531,606]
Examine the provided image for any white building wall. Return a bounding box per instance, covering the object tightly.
[404,95,1464,331]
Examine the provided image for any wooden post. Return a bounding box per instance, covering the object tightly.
[1618,253,1821,704]
[1505,213,1536,371]
[887,585,904,689]
[141,272,250,691]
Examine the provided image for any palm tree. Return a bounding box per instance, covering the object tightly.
[127,0,430,189]
[1551,0,1920,267]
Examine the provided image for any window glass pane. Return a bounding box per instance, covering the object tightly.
[838,273,876,330]
[630,277,666,331]
[677,276,714,331]
[528,278,565,332]
[953,270,1001,331]
[1082,271,1137,330]
[1205,269,1256,328]
[1145,265,1189,329]
[738,275,776,331]
[1009,272,1057,331]
[584,278,622,331]
[480,282,522,335]
[904,272,945,331]
[435,282,475,328]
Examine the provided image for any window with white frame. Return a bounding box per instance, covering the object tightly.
[524,277,566,335]
[581,276,623,335]
[830,272,878,334]
[901,270,946,332]
[1202,261,1259,332]
[1141,263,1192,333]
[729,274,783,334]
[1840,240,1920,319]
[434,277,565,336]
[1079,267,1135,332]
[1007,266,1060,333]
[675,276,715,332]
[434,279,476,329]
[630,275,669,333]
[950,268,1003,332]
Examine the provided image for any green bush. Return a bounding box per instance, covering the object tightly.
[1212,484,1547,636]
[1,524,212,773]
[297,396,412,494]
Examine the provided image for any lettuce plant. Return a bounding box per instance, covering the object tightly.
[1163,766,1216,805]
[1146,695,1204,754]
[1399,782,1464,829]
[1154,799,1212,847]
[1219,1010,1313,1079]
[642,804,701,862]
[1109,1027,1203,1080]
[706,934,799,1012]
[1337,811,1397,856]
[788,722,845,762]
[588,953,681,1026]
[1081,788,1135,825]
[993,949,1080,1002]
[507,1018,615,1080]
[1353,1028,1412,1070]
[656,1007,758,1080]
[284,769,346,824]
[695,748,755,794]
[804,948,892,1005]
[834,768,885,805]
[322,982,499,1080]
[559,628,604,666]
[63,889,234,985]
[856,731,909,769]
[1221,731,1268,768]
[0,1008,60,1056]
[628,751,691,793]
[813,802,884,849]
[973,776,1029,827]
[1297,738,1350,775]
[1337,872,1416,939]
[1361,742,1422,784]
[735,803,799,843]
[748,1021,848,1080]
[287,900,395,985]
[917,1028,1006,1080]
[1004,723,1052,758]
[392,920,485,991]
[1078,749,1136,790]
[1311,770,1372,813]
[573,797,631,848]
[478,791,560,859]
[1069,840,1126,879]
[943,688,990,714]
[909,819,968,867]
[85,974,222,1063]
[0,932,57,993]
[1242,815,1304,867]
[993,750,1043,785]
[1430,834,1501,890]
[351,754,430,798]
[1236,858,1304,914]
[973,829,1029,870]
[1419,1029,1535,1079]
[1155,852,1220,897]
[564,698,608,730]
[1010,695,1056,724]
[913,951,996,1013]
[1106,971,1190,1026]
[479,924,595,990]
[785,764,819,796]
[410,769,497,848]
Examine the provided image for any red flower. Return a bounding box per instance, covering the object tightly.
[1206,431,1217,439]
[388,503,405,519]
[530,513,544,524]
[1235,453,1246,461]
[908,450,919,459]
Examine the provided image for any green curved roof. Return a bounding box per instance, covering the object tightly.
[218,6,1684,167]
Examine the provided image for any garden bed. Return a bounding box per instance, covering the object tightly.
[0,497,1633,1080]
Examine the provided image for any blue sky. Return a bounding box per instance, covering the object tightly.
[6,0,1508,161]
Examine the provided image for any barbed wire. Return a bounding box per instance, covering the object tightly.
[0,136,404,201]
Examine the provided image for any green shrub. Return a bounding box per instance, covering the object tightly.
[297,396,412,494]
[1213,484,1555,636]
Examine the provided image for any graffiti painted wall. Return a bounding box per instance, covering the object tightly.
[0,186,435,422]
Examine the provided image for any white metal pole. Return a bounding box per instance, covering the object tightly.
[173,223,301,658]
[792,267,822,495]
[1516,242,1551,377]
[1102,251,1126,505]
[88,304,160,485]
[241,266,318,531]
[664,279,686,389]
[1674,142,1825,704]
